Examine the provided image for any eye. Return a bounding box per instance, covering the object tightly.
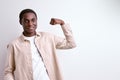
[32,18,36,22]
[24,20,29,23]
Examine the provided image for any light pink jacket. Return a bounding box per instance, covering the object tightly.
[4,24,76,80]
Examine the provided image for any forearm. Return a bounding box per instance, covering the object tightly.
[55,24,76,49]
[61,23,76,48]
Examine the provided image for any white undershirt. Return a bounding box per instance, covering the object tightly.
[25,36,50,80]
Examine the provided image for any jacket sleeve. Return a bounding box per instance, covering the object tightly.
[4,44,15,80]
[54,24,76,49]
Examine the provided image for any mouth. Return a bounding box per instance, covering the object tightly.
[25,27,35,32]
[29,27,34,29]
[26,27,35,30]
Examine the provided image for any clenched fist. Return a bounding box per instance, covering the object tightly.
[50,18,65,25]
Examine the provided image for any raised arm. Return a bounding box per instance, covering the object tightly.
[50,18,76,49]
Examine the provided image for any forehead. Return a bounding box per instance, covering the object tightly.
[22,13,37,19]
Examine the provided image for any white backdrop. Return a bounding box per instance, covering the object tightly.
[0,0,120,80]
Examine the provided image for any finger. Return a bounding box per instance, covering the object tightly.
[50,19,54,25]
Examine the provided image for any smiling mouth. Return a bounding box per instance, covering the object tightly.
[29,28,34,29]
[27,27,34,30]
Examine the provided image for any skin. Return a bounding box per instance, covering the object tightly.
[20,13,37,37]
[50,18,65,25]
[20,12,65,37]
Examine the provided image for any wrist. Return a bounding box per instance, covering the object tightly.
[60,21,65,26]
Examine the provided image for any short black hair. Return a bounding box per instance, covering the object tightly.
[19,9,37,22]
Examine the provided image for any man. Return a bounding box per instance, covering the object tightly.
[4,9,76,80]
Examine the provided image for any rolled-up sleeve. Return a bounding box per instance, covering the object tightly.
[54,24,76,49]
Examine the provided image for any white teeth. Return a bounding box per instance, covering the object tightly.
[29,28,34,29]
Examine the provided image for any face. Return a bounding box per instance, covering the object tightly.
[20,12,37,37]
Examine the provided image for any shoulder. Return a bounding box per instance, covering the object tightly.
[7,36,21,48]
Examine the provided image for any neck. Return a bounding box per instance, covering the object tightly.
[23,32,36,37]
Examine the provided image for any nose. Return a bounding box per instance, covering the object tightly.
[28,21,33,26]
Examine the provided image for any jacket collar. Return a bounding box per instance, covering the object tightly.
[20,32,41,41]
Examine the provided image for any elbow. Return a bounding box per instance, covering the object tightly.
[72,43,77,48]
[69,43,77,49]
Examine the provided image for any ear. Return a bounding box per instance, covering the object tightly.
[19,20,22,25]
